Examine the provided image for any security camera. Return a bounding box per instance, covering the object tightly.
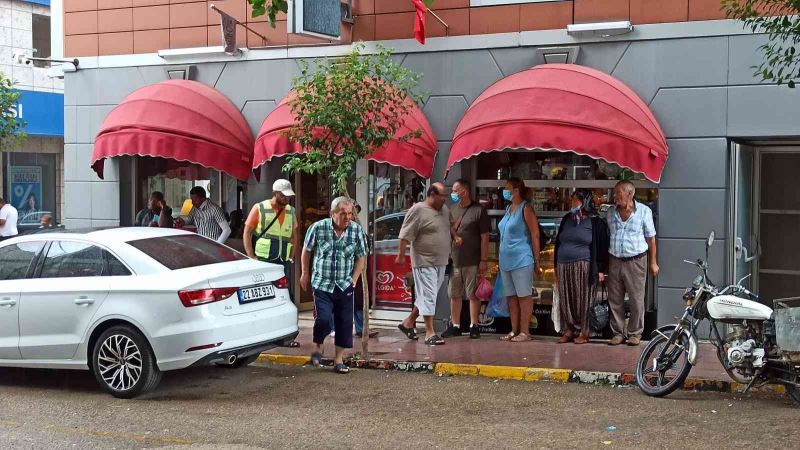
[13,50,31,65]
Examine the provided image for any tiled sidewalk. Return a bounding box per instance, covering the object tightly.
[267,325,731,382]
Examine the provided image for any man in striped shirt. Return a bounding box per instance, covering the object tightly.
[177,187,231,244]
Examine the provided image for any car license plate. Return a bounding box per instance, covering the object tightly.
[238,284,275,304]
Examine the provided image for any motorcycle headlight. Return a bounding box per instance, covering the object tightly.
[692,275,704,289]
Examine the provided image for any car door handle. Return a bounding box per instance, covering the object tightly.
[74,297,95,306]
[0,298,17,307]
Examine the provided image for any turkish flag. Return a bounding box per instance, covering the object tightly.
[412,0,426,45]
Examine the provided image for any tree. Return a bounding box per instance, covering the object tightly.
[0,72,26,152]
[723,0,800,87]
[282,43,425,197]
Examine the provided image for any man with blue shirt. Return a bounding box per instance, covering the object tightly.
[606,181,659,346]
[300,196,367,374]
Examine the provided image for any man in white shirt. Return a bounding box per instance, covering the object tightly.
[0,197,19,241]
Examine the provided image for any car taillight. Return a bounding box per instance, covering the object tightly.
[274,277,289,289]
[178,287,238,307]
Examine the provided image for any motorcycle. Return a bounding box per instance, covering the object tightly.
[635,231,800,405]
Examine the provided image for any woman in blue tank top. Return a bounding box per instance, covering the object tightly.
[498,177,542,342]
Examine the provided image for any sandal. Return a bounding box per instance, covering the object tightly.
[511,333,532,342]
[500,332,517,342]
[333,363,350,374]
[424,335,446,346]
[285,340,301,348]
[398,324,419,340]
[310,352,323,367]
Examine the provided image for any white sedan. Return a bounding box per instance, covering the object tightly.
[0,228,298,398]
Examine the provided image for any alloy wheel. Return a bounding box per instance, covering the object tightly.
[97,334,143,392]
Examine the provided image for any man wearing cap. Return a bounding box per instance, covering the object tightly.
[244,179,299,301]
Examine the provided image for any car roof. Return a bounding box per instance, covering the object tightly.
[2,227,192,246]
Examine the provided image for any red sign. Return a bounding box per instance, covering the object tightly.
[374,254,412,305]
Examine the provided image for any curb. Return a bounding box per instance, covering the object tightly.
[256,354,786,396]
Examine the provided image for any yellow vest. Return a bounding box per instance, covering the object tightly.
[254,201,294,262]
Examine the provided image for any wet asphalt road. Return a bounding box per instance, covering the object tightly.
[1,362,799,449]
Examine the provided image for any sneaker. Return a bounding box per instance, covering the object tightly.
[469,324,480,339]
[626,336,641,346]
[441,325,462,338]
[609,335,625,346]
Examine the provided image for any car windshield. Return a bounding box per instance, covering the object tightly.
[127,234,247,270]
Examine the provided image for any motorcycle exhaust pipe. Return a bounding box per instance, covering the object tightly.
[226,354,238,364]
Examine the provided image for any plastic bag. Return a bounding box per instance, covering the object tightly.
[551,284,562,334]
[589,285,610,331]
[487,275,509,318]
[475,276,493,301]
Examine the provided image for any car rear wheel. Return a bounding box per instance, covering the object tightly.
[215,354,260,369]
[91,325,161,399]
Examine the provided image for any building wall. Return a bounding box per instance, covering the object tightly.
[60,0,734,57]
[62,26,800,325]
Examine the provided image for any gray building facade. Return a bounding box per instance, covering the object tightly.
[62,19,800,328]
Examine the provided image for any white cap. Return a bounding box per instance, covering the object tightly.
[272,179,296,197]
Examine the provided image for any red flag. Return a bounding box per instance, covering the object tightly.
[412,0,426,45]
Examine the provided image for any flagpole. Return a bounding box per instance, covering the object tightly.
[427,8,449,35]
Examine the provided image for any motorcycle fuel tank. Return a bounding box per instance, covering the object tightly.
[707,295,773,321]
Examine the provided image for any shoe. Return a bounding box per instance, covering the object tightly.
[574,335,589,345]
[557,329,574,344]
[441,325,462,338]
[627,336,641,346]
[469,324,480,339]
[609,335,625,346]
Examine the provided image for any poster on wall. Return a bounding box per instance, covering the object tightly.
[8,166,42,219]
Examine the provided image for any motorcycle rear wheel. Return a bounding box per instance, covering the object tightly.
[636,332,693,397]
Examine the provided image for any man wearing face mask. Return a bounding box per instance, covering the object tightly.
[244,179,299,300]
[442,179,490,339]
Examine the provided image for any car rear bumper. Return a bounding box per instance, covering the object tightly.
[187,330,299,367]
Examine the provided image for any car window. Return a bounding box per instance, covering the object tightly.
[0,241,45,280]
[375,216,403,241]
[40,241,107,278]
[127,234,246,270]
[107,253,132,276]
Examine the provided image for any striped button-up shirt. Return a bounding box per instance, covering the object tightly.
[188,199,227,241]
[303,219,368,294]
[606,201,656,258]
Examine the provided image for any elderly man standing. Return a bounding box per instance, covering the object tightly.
[396,182,453,346]
[301,197,367,374]
[606,181,659,346]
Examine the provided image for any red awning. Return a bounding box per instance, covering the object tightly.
[253,92,438,178]
[93,80,255,181]
[446,64,669,183]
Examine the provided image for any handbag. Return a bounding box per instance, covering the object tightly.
[589,284,610,332]
[250,207,284,260]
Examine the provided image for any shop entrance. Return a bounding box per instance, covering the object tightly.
[731,145,800,302]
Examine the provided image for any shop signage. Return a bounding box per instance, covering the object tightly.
[374,254,412,305]
[11,90,64,137]
[8,166,42,212]
[21,0,49,5]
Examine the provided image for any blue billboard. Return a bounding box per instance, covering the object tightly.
[10,90,64,137]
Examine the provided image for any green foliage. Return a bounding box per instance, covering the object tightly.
[0,72,26,151]
[282,44,426,196]
[723,0,800,88]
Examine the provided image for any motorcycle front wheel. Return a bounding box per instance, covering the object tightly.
[636,331,693,397]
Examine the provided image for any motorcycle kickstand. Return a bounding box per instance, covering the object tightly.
[742,368,763,394]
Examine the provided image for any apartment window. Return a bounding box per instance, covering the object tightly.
[32,14,51,68]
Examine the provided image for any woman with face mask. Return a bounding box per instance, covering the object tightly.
[553,189,610,344]
[497,177,541,342]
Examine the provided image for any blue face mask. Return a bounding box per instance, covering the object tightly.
[502,190,513,201]
[450,193,461,203]
[570,206,582,215]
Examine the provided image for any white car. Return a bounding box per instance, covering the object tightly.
[0,228,298,398]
